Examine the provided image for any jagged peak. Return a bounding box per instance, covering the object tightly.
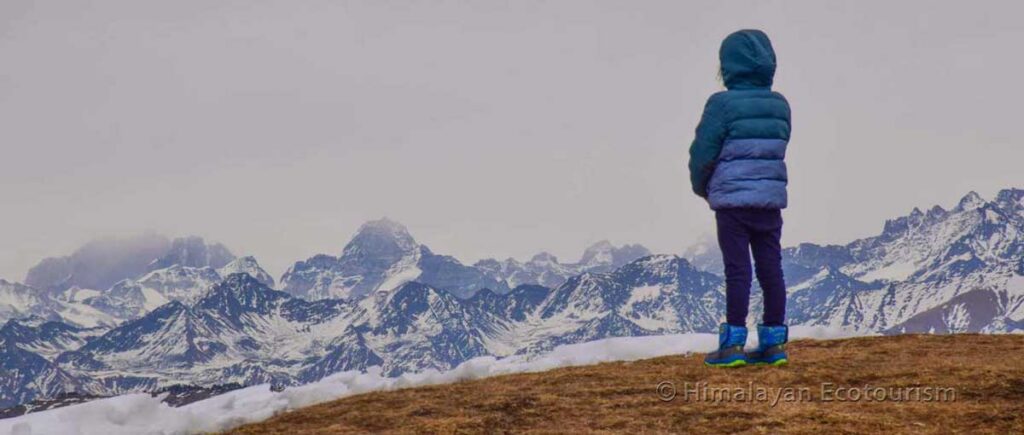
[926,205,947,219]
[955,191,986,212]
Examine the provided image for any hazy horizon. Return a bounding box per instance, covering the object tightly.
[3,1,1023,282]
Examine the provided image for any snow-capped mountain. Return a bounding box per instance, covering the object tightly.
[474,241,652,289]
[520,255,723,354]
[0,238,275,329]
[280,219,508,300]
[57,274,351,390]
[88,254,272,321]
[678,189,1024,334]
[777,189,1024,333]
[3,253,721,406]
[4,188,1024,412]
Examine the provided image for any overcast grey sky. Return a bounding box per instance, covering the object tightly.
[2,0,1022,281]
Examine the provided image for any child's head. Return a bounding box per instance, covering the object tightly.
[718,29,776,90]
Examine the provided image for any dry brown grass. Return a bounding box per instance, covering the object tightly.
[229,334,1024,434]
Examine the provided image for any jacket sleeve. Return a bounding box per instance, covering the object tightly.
[687,95,727,198]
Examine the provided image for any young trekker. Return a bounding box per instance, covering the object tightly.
[688,29,792,367]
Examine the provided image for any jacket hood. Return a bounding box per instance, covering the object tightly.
[719,29,776,89]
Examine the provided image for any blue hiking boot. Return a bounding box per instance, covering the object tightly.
[747,324,789,366]
[704,323,748,368]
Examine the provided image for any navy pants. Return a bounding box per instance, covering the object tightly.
[715,207,786,327]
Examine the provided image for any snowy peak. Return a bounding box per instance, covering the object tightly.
[281,219,508,301]
[280,218,425,301]
[341,218,418,263]
[219,257,275,288]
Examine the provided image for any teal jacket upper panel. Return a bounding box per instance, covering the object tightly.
[688,29,792,209]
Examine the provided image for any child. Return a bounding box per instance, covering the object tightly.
[688,29,791,367]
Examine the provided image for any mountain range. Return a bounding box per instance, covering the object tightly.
[1,188,1023,411]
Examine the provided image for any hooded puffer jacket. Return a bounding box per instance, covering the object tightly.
[688,29,791,209]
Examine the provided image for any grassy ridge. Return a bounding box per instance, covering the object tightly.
[230,334,1024,434]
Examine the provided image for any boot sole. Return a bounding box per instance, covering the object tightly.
[752,358,789,366]
[704,359,748,368]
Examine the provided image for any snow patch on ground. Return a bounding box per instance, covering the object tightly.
[0,327,861,435]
